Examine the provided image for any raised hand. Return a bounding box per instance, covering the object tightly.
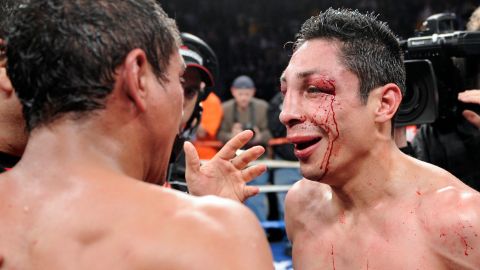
[184,130,267,202]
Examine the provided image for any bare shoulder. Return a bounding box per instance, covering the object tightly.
[285,178,332,207]
[127,186,273,269]
[417,172,480,269]
[284,179,333,238]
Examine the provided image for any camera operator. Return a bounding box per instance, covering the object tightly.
[397,7,480,189]
[167,33,219,191]
[218,75,272,221]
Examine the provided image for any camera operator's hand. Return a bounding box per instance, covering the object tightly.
[184,130,267,202]
[231,122,243,136]
[459,90,480,129]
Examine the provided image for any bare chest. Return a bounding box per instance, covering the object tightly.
[291,219,446,270]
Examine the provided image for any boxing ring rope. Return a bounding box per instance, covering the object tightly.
[195,138,299,193]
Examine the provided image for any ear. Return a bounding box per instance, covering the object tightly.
[122,49,150,112]
[372,83,402,123]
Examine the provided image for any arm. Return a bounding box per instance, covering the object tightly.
[428,190,480,269]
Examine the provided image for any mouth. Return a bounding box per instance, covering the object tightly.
[295,138,322,150]
[288,136,323,160]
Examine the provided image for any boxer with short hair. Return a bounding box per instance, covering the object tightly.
[0,0,272,268]
[188,8,480,269]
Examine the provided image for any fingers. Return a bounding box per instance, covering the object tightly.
[241,186,260,202]
[184,141,201,175]
[458,90,480,104]
[216,130,254,160]
[230,145,265,169]
[241,164,267,182]
[463,110,480,129]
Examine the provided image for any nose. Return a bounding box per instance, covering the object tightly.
[279,92,304,128]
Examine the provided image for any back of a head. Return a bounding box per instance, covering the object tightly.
[6,0,180,131]
[294,8,406,103]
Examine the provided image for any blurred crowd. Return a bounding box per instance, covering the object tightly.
[163,0,479,101]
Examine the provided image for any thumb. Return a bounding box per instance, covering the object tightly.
[463,110,480,129]
[184,141,201,176]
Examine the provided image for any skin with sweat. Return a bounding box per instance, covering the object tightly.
[281,39,480,270]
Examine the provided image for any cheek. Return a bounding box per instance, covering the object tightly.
[311,95,340,137]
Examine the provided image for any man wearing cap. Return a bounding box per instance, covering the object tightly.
[178,42,215,130]
[218,75,271,146]
[167,34,222,190]
[218,75,272,221]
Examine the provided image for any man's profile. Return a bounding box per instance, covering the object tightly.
[0,0,272,268]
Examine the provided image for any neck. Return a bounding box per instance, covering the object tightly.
[17,116,149,182]
[0,121,26,157]
[329,141,411,211]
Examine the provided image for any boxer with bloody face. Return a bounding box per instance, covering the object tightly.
[187,8,480,270]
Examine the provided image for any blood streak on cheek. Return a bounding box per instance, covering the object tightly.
[309,78,339,178]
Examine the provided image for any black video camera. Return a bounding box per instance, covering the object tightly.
[396,13,480,126]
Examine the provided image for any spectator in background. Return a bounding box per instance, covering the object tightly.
[218,75,271,221]
[218,75,271,146]
[0,0,27,172]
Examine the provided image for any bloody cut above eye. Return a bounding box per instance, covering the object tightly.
[306,77,336,95]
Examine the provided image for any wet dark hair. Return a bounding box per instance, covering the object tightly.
[294,8,406,104]
[0,0,17,38]
[6,0,180,131]
[0,0,20,62]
